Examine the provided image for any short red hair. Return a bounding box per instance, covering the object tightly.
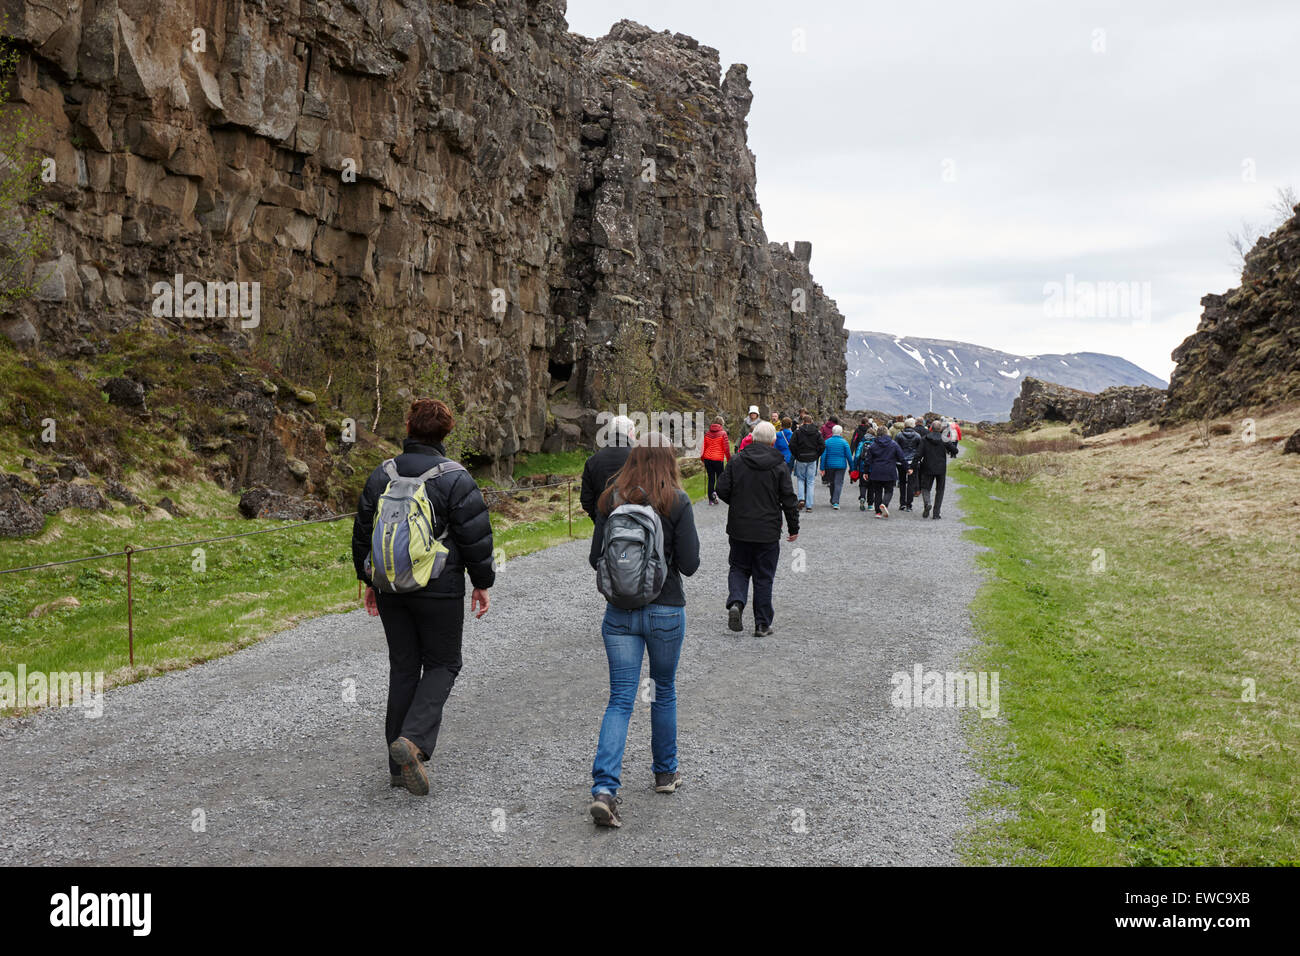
[407,398,454,444]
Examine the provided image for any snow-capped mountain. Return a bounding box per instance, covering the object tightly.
[845,332,1167,421]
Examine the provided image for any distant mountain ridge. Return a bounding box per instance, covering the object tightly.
[845,332,1167,421]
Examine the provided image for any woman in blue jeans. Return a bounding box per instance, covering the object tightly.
[586,434,700,828]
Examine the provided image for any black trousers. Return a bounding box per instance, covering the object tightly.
[897,463,912,504]
[704,458,725,498]
[727,538,780,629]
[376,593,464,773]
[867,479,894,512]
[920,473,947,514]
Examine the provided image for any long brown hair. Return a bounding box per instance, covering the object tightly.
[597,432,682,517]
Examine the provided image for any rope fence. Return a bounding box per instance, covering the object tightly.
[1,475,578,667]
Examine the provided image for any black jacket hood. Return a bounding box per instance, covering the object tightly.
[736,442,786,470]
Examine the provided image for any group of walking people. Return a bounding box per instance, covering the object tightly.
[350,396,963,831]
[703,407,961,518]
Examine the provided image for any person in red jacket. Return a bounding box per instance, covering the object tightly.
[700,417,731,505]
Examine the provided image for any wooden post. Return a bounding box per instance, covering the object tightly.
[567,478,573,537]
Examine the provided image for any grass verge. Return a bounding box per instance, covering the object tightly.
[955,419,1300,865]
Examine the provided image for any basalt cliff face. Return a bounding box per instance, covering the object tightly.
[1165,205,1300,421]
[2,1,846,487]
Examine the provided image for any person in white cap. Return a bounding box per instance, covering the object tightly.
[736,405,761,452]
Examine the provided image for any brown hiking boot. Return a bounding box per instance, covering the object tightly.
[388,737,429,796]
[590,792,623,827]
[654,770,684,793]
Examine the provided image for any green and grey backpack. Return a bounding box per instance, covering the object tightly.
[365,458,465,593]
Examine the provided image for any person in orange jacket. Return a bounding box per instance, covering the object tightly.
[700,416,731,505]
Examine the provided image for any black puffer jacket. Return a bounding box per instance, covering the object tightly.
[351,439,495,598]
[913,430,959,477]
[716,443,800,542]
[895,426,924,462]
[789,423,826,462]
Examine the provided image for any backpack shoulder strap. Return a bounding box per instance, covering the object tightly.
[382,459,399,482]
[415,459,467,483]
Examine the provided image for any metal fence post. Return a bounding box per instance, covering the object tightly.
[124,545,135,667]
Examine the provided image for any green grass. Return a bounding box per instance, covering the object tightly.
[510,450,590,480]
[1,464,710,707]
[954,455,1300,865]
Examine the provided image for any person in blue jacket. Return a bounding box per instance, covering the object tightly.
[863,426,909,518]
[851,430,875,510]
[818,424,853,510]
[779,417,795,473]
[774,417,793,467]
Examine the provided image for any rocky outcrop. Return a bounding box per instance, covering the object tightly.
[3,2,847,485]
[1077,384,1166,437]
[1165,205,1300,420]
[0,485,44,537]
[1009,377,1167,435]
[237,487,335,521]
[1009,378,1096,429]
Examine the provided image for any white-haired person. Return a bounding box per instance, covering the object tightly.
[894,417,926,512]
[818,424,853,510]
[716,421,799,637]
[581,414,636,521]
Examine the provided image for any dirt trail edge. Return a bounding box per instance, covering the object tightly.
[0,478,987,865]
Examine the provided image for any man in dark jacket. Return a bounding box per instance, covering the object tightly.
[894,418,925,512]
[716,421,799,637]
[580,415,636,521]
[352,399,494,796]
[913,421,960,519]
[789,415,825,510]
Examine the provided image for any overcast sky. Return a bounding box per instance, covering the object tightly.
[565,0,1300,380]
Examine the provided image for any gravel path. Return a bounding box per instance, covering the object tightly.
[0,477,986,865]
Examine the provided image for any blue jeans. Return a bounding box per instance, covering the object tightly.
[592,603,686,797]
[793,460,817,507]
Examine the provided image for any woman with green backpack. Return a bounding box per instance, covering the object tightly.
[351,398,494,797]
[586,432,700,828]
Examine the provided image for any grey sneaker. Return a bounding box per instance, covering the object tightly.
[754,625,774,637]
[388,737,429,796]
[727,603,743,632]
[590,792,623,828]
[654,771,684,794]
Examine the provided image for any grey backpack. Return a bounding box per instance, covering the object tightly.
[595,491,667,609]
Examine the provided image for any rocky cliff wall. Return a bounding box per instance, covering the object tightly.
[1165,204,1300,421]
[1,1,846,484]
